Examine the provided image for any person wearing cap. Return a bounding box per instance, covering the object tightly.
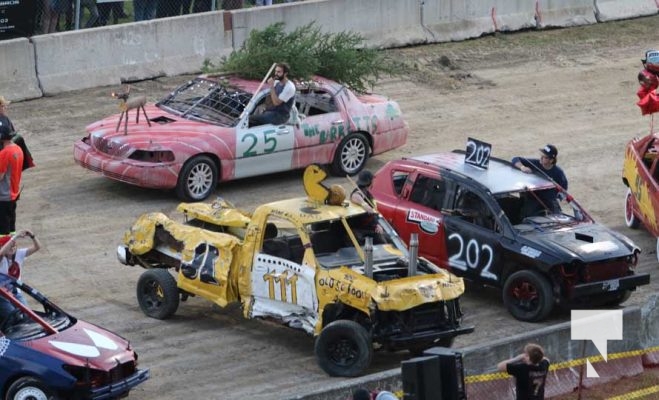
[351,170,377,213]
[350,170,384,236]
[511,144,568,214]
[0,117,24,236]
[0,230,40,303]
[0,97,35,172]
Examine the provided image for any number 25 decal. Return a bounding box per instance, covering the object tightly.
[447,233,497,280]
[242,130,278,157]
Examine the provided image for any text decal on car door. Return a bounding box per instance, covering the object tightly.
[447,233,497,280]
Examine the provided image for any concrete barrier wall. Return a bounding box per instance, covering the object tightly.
[536,0,597,28]
[595,0,658,22]
[32,12,232,95]
[4,0,657,100]
[230,0,429,50]
[292,296,659,399]
[0,38,42,101]
[421,0,498,42]
[491,0,538,32]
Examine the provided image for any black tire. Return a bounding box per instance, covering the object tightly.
[330,133,369,176]
[7,377,58,400]
[136,269,179,319]
[624,188,641,229]
[176,155,218,202]
[502,270,554,322]
[314,320,372,377]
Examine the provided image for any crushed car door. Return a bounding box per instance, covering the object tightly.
[389,172,448,266]
[440,186,504,286]
[234,91,296,179]
[249,215,318,332]
[291,86,350,169]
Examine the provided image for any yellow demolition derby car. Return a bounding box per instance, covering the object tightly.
[117,166,473,377]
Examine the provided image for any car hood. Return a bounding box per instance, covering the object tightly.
[518,223,636,262]
[23,320,136,370]
[85,105,230,157]
[325,267,466,313]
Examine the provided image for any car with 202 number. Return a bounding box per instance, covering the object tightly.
[370,147,649,322]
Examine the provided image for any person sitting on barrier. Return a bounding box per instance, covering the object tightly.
[497,343,550,400]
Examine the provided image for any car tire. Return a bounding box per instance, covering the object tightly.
[502,270,554,322]
[176,155,218,202]
[136,269,179,320]
[6,377,57,400]
[330,133,369,176]
[314,320,372,377]
[624,188,641,229]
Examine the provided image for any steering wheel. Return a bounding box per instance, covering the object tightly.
[0,308,24,332]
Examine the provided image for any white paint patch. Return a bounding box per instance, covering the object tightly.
[580,241,619,253]
[521,246,542,258]
[85,328,118,350]
[49,341,100,358]
[0,337,9,356]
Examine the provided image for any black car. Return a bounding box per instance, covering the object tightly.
[371,149,650,321]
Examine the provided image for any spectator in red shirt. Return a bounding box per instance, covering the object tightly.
[0,117,24,236]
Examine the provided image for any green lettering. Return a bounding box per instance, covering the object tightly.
[303,124,315,137]
[337,124,345,138]
[352,116,361,129]
[329,125,337,142]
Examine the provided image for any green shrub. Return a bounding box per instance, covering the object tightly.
[202,22,400,93]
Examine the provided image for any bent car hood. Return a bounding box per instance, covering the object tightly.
[124,212,241,263]
[325,267,465,313]
[21,320,135,370]
[85,105,232,157]
[519,223,636,262]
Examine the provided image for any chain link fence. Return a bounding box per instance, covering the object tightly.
[0,0,302,38]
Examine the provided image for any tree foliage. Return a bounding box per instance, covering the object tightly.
[202,22,399,93]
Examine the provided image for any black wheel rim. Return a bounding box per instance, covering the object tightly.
[141,279,165,312]
[509,278,540,312]
[327,337,358,367]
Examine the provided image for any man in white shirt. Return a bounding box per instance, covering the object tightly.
[249,62,296,127]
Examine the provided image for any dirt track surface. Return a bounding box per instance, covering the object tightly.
[8,15,659,400]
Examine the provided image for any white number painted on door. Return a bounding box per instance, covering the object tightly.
[447,233,497,280]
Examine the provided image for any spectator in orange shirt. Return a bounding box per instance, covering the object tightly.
[0,117,24,236]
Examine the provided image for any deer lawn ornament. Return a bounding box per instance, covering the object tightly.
[112,86,151,135]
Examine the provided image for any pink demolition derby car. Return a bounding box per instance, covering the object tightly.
[74,75,408,201]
